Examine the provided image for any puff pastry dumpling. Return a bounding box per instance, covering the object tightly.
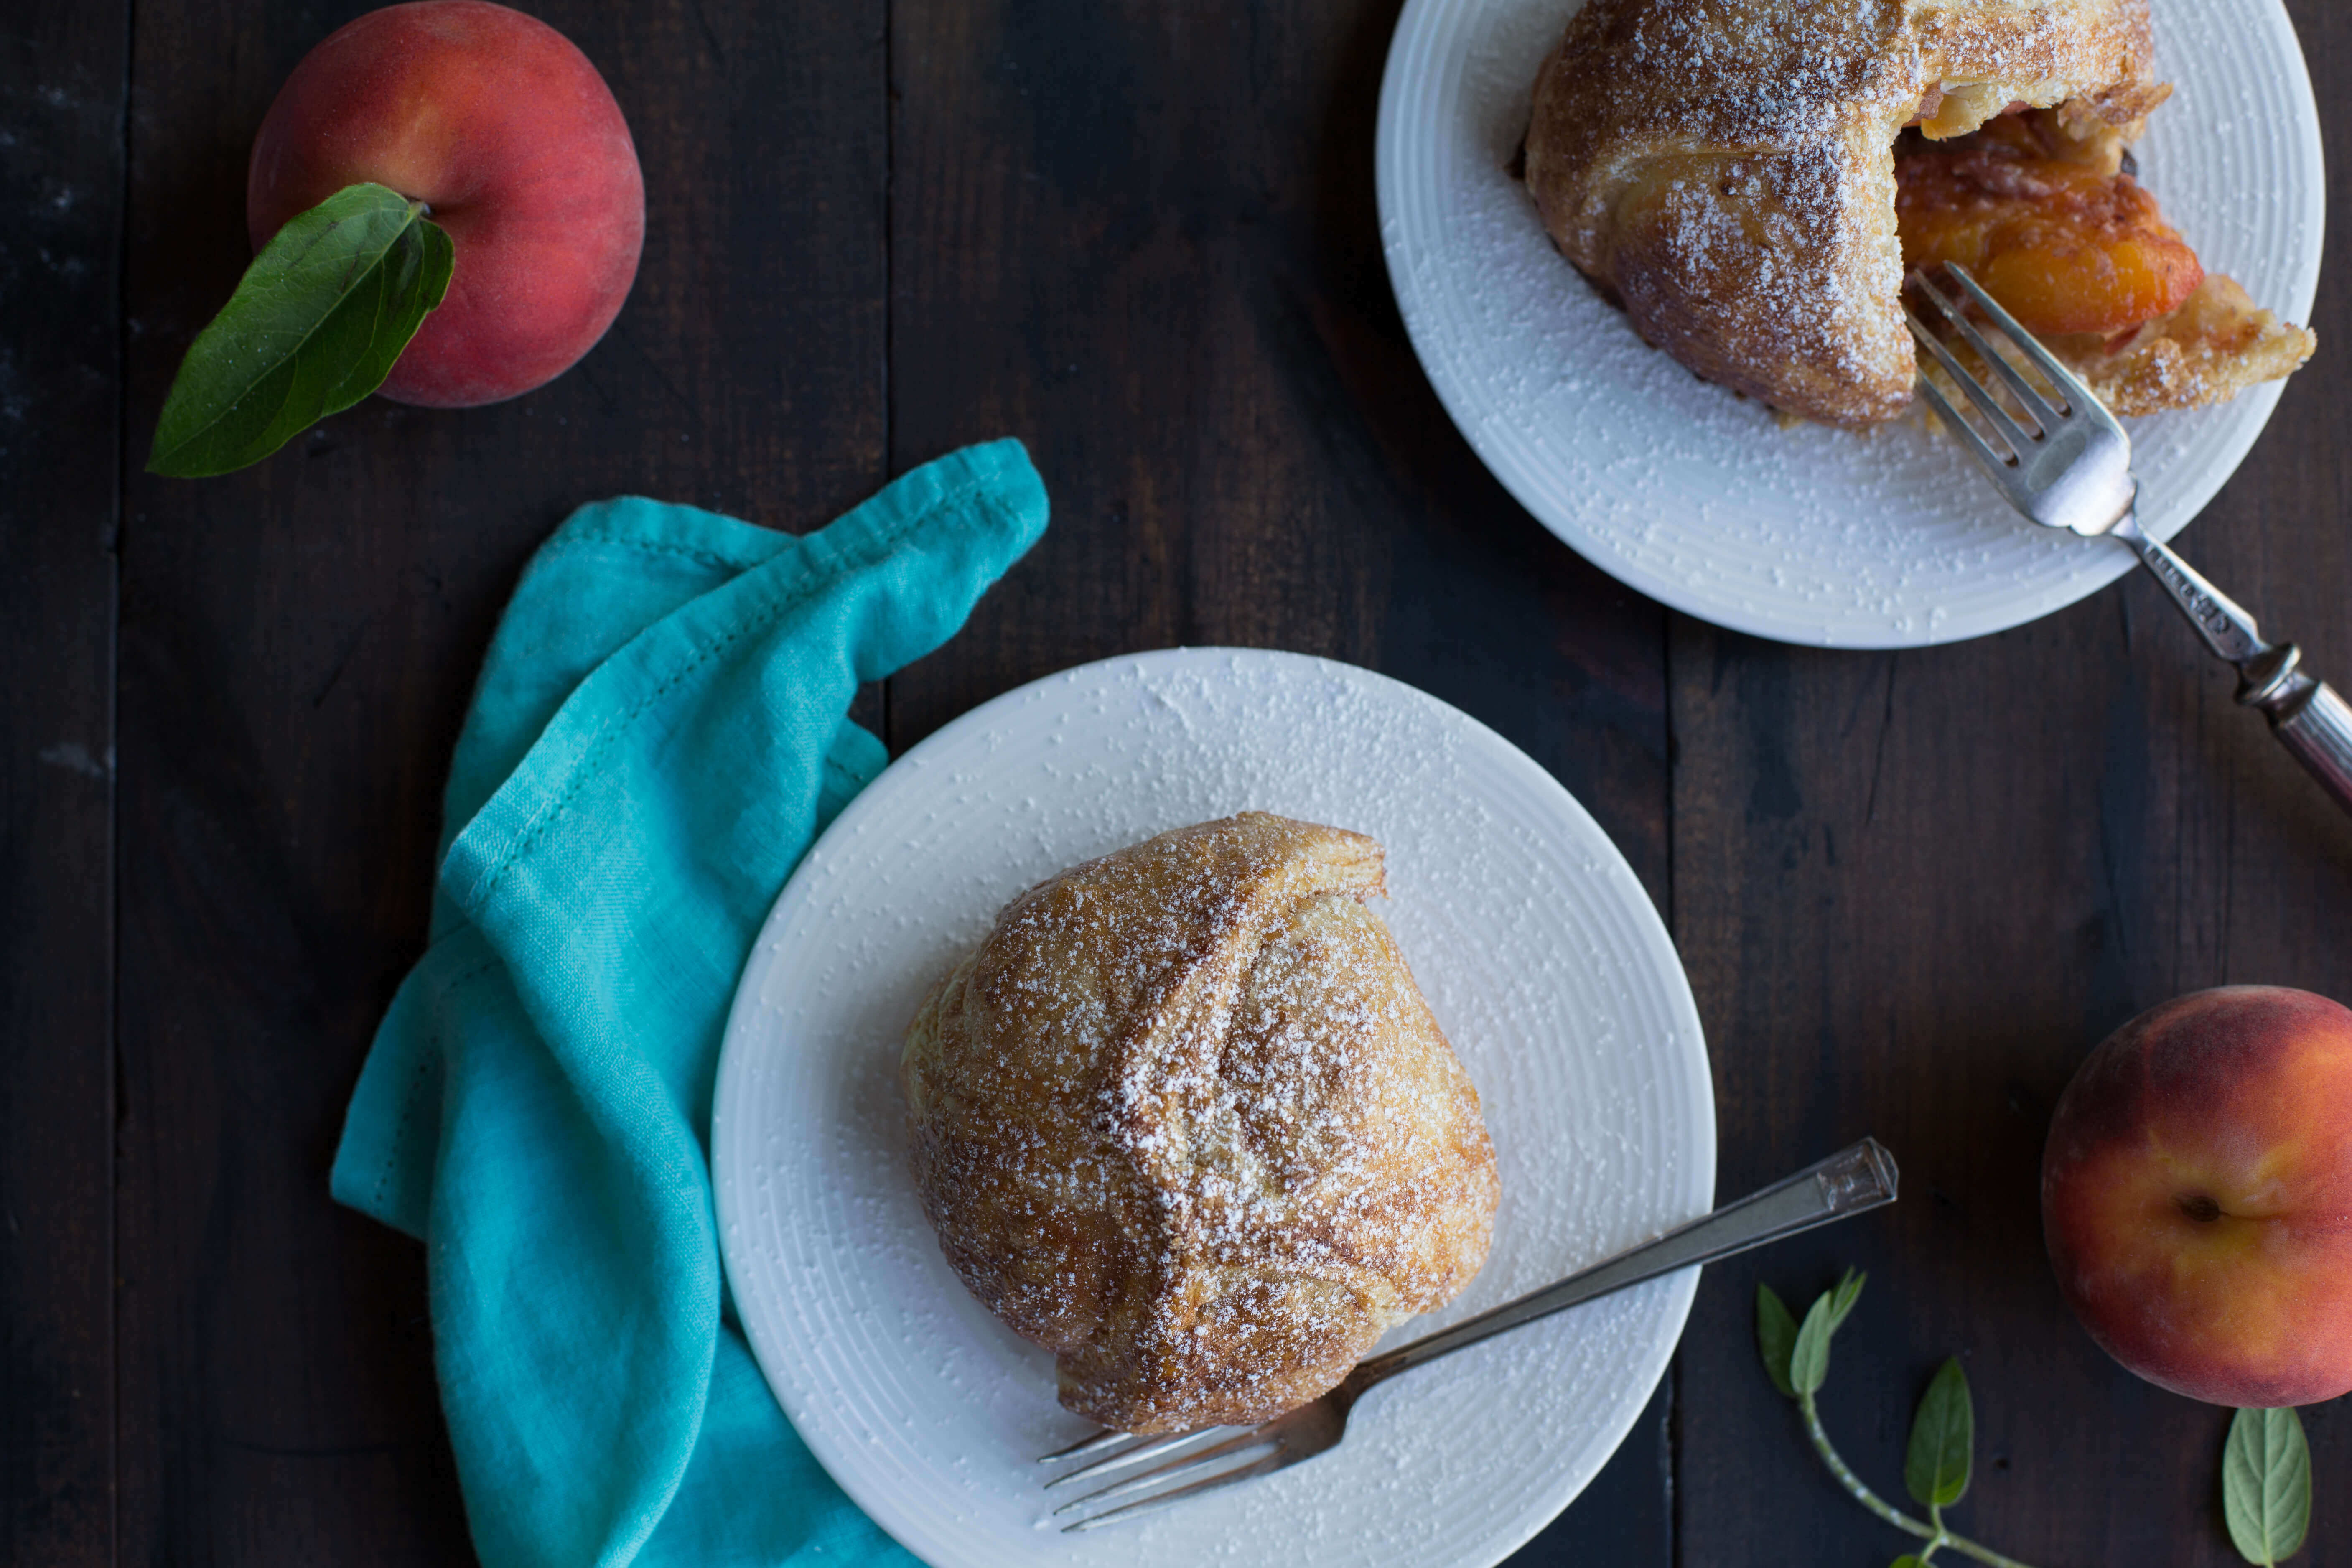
[901,812,1499,1433]
[1524,0,2312,426]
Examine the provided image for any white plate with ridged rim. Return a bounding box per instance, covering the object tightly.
[1376,0,2324,648]
[712,647,1714,1568]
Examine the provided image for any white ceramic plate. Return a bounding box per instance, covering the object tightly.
[1377,0,2324,648]
[713,648,1714,1568]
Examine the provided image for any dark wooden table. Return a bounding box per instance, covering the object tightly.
[6,2,2349,1562]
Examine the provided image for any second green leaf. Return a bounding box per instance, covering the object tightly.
[1904,1357,1973,1511]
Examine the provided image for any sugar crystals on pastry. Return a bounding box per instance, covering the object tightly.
[1522,0,2313,428]
[901,812,1499,1433]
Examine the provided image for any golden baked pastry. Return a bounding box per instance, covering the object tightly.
[901,812,1499,1433]
[1523,0,2313,427]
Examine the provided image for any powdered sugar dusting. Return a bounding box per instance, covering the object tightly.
[904,813,1500,1432]
[1524,0,1954,423]
[712,649,1713,1566]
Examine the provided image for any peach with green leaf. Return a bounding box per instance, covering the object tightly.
[149,1,642,476]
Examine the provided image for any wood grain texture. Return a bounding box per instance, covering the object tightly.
[1671,0,2352,1548]
[0,7,123,1565]
[111,1,883,1560]
[8,0,2348,1561]
[883,3,1672,1557]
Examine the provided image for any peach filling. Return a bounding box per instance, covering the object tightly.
[1894,115,2203,339]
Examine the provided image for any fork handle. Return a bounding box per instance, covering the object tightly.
[2111,512,2269,663]
[2239,651,2352,816]
[1336,1139,1898,1403]
[2110,517,2352,819]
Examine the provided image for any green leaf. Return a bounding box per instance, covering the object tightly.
[1904,1357,1974,1509]
[1891,1557,1927,1568]
[1788,1287,1838,1397]
[2223,1407,2311,1564]
[148,182,453,477]
[1786,1271,1862,1397]
[1757,1284,1800,1398]
[1828,1267,1867,1332]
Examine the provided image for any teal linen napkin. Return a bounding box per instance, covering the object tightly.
[331,440,1048,1568]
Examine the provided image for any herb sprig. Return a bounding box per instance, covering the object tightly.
[1760,1268,2317,1565]
[1756,1270,2039,1568]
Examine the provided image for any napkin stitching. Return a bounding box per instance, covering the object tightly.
[543,533,768,573]
[471,479,1004,896]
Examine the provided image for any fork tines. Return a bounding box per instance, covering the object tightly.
[1038,1425,1286,1532]
[1900,262,2136,534]
[1902,263,2101,468]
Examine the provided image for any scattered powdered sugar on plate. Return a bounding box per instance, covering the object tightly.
[1377,0,2321,647]
[712,649,1713,1568]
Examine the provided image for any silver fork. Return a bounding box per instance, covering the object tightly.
[1038,1137,1899,1530]
[1906,264,2352,817]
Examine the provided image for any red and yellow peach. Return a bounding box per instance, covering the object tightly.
[246,0,644,407]
[2043,985,2352,1407]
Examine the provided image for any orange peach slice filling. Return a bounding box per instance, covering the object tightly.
[1895,115,2203,340]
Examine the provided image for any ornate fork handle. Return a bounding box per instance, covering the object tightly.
[2110,514,2352,817]
[1335,1138,1899,1404]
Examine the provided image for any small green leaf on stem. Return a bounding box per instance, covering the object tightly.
[1905,1357,1974,1509]
[1774,1266,2044,1568]
[1829,1266,1867,1331]
[1758,1284,1800,1398]
[1789,1287,1838,1397]
[2223,1407,2310,1565]
[148,181,453,477]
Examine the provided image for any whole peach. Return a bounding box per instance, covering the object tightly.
[2043,985,2352,1406]
[246,1,644,407]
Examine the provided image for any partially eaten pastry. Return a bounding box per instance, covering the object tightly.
[901,812,1499,1433]
[1522,0,2314,428]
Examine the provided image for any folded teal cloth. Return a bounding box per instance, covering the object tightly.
[331,440,1048,1568]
